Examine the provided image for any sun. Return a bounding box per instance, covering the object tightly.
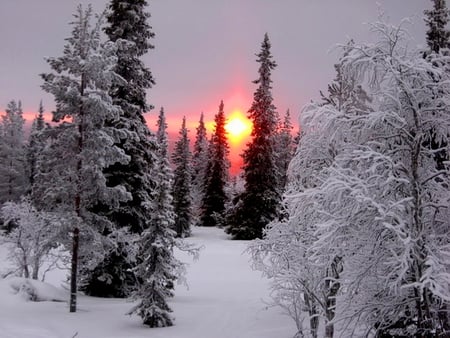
[225,110,252,144]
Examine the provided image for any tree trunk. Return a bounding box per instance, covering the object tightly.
[69,227,79,313]
[70,70,85,313]
[324,256,342,338]
[438,303,450,336]
[32,260,39,280]
[22,258,29,279]
[304,292,319,338]
[32,235,40,280]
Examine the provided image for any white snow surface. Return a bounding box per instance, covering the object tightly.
[0,227,295,338]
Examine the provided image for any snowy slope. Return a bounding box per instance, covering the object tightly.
[0,227,295,338]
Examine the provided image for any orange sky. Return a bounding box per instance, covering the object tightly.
[145,106,252,176]
[20,104,253,176]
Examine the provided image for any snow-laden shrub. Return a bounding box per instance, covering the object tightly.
[1,198,63,280]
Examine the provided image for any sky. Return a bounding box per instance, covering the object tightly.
[0,0,430,171]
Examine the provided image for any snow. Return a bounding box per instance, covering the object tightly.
[0,227,295,338]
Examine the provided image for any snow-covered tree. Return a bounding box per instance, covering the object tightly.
[0,198,61,280]
[0,100,27,205]
[274,109,295,192]
[249,47,371,337]
[156,107,171,171]
[251,20,450,337]
[82,0,159,298]
[199,100,230,227]
[172,117,193,238]
[227,33,280,240]
[424,0,450,53]
[101,0,157,235]
[40,5,131,312]
[27,101,47,191]
[191,112,209,222]
[128,106,188,327]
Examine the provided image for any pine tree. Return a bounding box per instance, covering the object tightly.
[82,0,158,298]
[128,106,178,327]
[226,33,280,240]
[172,117,193,238]
[40,5,131,312]
[0,100,27,205]
[424,0,450,53]
[199,100,230,227]
[191,112,209,222]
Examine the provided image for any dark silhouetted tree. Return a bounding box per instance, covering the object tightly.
[274,109,294,192]
[191,112,209,222]
[27,101,47,191]
[172,117,193,238]
[0,100,27,205]
[226,33,280,240]
[199,101,230,227]
[424,0,450,53]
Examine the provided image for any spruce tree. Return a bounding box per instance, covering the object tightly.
[27,101,46,190]
[191,112,209,222]
[423,1,450,174]
[0,100,27,205]
[226,33,280,240]
[128,106,178,327]
[274,109,294,192]
[199,100,230,227]
[156,107,171,163]
[172,117,193,238]
[40,5,131,311]
[423,2,450,332]
[82,0,158,297]
[424,0,450,53]
[103,0,157,235]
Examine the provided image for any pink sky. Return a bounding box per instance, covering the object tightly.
[1,0,429,173]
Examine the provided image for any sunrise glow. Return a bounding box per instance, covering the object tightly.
[225,110,252,144]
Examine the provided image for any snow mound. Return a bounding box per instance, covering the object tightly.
[1,277,67,302]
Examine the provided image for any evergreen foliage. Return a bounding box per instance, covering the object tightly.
[82,0,158,298]
[226,33,280,240]
[0,100,27,205]
[191,112,209,222]
[274,109,294,192]
[27,101,47,192]
[102,0,157,236]
[422,0,450,194]
[424,0,450,53]
[199,101,230,227]
[172,117,193,238]
[128,106,178,327]
[40,5,131,311]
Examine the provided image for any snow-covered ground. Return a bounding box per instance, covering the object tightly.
[0,227,295,338]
